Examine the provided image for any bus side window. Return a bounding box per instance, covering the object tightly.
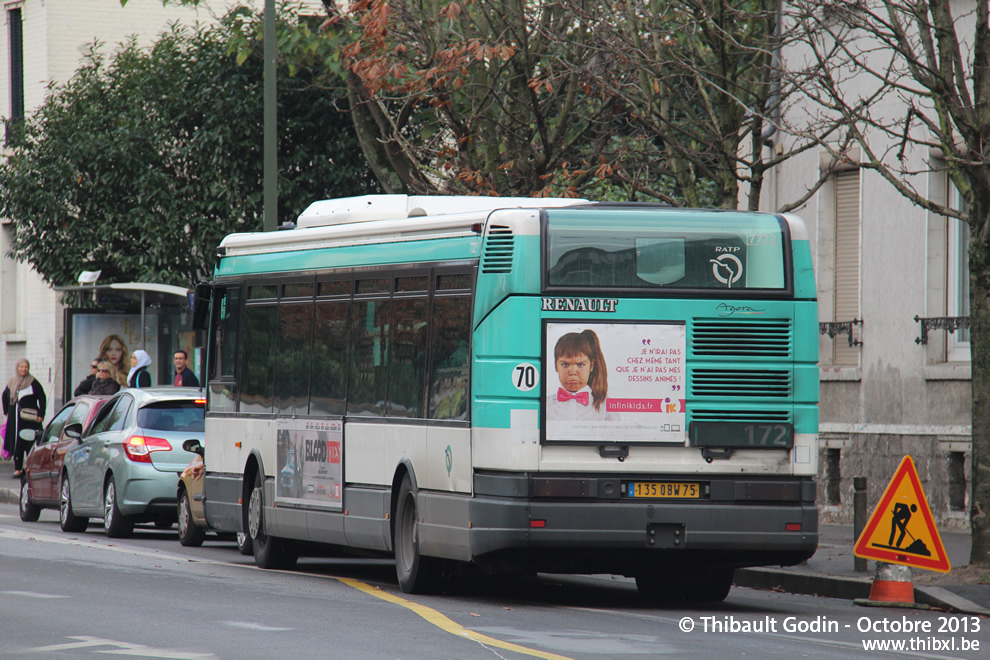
[209,287,240,413]
[311,300,350,416]
[428,296,471,420]
[347,299,392,417]
[389,297,428,418]
[239,303,278,414]
[274,302,314,416]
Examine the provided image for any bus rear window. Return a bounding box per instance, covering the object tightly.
[546,209,786,290]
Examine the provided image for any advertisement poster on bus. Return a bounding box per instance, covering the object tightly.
[275,418,343,510]
[544,321,686,444]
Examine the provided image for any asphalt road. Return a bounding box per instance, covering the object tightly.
[2,505,987,659]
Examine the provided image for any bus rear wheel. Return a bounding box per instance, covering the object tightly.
[636,567,734,603]
[248,470,297,570]
[394,475,442,594]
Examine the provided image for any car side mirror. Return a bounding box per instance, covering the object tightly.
[182,438,204,456]
[63,423,83,442]
[19,429,40,442]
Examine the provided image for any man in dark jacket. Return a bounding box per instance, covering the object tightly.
[74,359,100,397]
[173,350,200,387]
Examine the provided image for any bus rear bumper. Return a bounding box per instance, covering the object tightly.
[419,479,818,573]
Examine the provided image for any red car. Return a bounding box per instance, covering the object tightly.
[19,395,111,522]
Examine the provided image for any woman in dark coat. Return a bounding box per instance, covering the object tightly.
[89,361,121,395]
[2,359,47,478]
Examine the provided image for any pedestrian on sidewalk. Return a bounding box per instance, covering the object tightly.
[2,359,47,478]
[74,358,100,397]
[89,361,121,395]
[128,350,153,389]
[172,350,199,387]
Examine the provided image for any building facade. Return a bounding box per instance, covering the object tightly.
[768,135,972,528]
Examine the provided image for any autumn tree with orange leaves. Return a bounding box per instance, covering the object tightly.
[323,0,650,198]
[148,1,846,205]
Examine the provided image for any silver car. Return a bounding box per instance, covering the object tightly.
[59,387,205,538]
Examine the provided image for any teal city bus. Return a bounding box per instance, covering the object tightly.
[195,195,819,600]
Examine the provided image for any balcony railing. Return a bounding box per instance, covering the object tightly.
[914,315,969,345]
[819,319,862,347]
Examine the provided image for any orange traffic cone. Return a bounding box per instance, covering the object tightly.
[854,562,929,609]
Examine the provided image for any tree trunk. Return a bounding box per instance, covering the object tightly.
[969,203,990,566]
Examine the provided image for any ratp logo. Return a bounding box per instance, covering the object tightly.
[709,254,743,287]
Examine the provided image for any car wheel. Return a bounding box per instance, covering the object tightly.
[177,489,206,547]
[236,531,253,556]
[19,475,41,522]
[59,474,89,533]
[103,478,133,538]
[394,475,442,594]
[248,470,297,569]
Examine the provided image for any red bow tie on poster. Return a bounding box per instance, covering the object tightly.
[557,388,589,406]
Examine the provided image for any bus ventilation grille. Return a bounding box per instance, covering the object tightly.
[690,409,792,423]
[691,319,792,358]
[691,369,791,398]
[482,226,514,273]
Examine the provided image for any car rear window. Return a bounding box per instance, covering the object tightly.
[137,401,205,433]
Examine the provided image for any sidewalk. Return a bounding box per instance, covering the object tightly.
[734,521,990,615]
[1,457,987,613]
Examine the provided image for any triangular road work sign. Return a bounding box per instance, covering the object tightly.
[854,455,950,572]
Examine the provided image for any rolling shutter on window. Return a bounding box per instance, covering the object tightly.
[833,170,861,366]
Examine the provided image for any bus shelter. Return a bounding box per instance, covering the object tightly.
[56,282,201,401]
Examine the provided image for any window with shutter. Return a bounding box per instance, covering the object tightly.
[833,170,861,366]
[946,185,970,362]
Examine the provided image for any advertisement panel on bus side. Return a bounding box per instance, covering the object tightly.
[275,418,343,510]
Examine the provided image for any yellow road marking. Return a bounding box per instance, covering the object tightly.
[338,578,573,660]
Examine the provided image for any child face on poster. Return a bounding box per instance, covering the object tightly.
[555,353,593,393]
[551,330,608,414]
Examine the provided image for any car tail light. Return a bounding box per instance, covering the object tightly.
[124,435,173,463]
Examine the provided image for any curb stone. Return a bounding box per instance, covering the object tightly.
[735,567,990,616]
[0,484,16,506]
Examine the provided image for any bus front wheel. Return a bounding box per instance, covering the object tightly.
[394,475,442,594]
[248,470,297,570]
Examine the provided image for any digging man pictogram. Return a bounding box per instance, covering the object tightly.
[881,502,930,556]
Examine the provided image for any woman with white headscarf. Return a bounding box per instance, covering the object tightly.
[2,359,47,478]
[128,350,153,389]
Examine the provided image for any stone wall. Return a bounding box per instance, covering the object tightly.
[817,435,970,530]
